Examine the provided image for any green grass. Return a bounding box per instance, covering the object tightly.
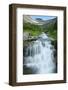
[23,22,57,40]
[24,29,42,36]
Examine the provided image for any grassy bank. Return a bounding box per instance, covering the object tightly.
[23,21,57,40]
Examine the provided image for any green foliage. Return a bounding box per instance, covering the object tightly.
[23,23,42,36]
[23,21,57,40]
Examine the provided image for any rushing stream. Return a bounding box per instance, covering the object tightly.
[23,32,57,74]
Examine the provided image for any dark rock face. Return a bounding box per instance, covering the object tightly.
[23,65,38,74]
[51,40,57,50]
[51,40,57,73]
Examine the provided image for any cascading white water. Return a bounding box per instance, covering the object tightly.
[23,32,57,74]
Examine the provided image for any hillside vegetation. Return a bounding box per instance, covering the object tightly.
[23,18,57,40]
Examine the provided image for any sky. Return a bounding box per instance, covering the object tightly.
[31,15,56,21]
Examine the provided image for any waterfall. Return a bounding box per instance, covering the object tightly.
[23,32,57,74]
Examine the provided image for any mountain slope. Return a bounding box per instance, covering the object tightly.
[23,15,57,26]
[23,15,57,40]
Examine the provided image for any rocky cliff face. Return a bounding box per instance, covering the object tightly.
[23,15,57,26]
[23,15,41,25]
[23,15,44,25]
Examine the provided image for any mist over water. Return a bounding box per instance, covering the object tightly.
[23,32,57,74]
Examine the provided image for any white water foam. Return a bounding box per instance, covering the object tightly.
[23,32,57,74]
